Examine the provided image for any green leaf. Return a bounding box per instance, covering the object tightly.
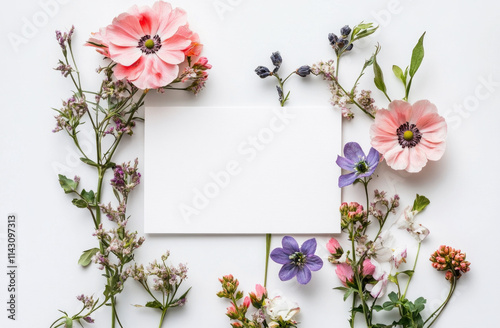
[170,287,192,307]
[392,65,406,84]
[382,301,395,311]
[373,305,384,312]
[409,32,426,77]
[80,157,98,167]
[145,300,163,309]
[373,57,387,94]
[72,199,88,208]
[81,189,95,205]
[398,270,415,278]
[414,297,427,312]
[104,162,116,170]
[412,194,430,212]
[388,292,399,303]
[78,248,99,267]
[58,174,78,194]
[351,22,378,41]
[343,287,357,301]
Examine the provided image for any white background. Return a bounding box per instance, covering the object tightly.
[1,0,500,327]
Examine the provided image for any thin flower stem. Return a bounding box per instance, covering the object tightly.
[336,81,375,119]
[423,277,456,328]
[402,242,421,299]
[264,233,272,288]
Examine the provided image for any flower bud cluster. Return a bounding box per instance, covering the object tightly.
[110,159,141,199]
[340,202,368,235]
[55,25,74,53]
[430,245,471,280]
[76,294,95,310]
[329,25,354,55]
[52,95,88,133]
[182,57,212,95]
[356,90,378,116]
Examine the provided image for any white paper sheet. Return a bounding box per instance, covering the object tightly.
[144,107,341,234]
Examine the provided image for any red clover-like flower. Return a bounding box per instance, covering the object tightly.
[430,245,470,280]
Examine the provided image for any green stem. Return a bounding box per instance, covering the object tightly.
[402,242,421,299]
[158,307,168,328]
[423,276,456,328]
[264,233,272,288]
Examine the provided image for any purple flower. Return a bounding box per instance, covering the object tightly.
[336,142,380,188]
[270,236,323,285]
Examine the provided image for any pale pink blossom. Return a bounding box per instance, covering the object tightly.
[396,206,430,241]
[370,100,447,173]
[100,1,195,89]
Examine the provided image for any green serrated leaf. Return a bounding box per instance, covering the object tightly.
[392,65,405,84]
[72,199,88,208]
[412,194,430,212]
[409,32,426,77]
[78,248,99,267]
[145,300,163,309]
[58,174,78,194]
[80,157,98,167]
[81,189,95,205]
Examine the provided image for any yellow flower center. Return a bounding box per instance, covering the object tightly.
[403,130,414,141]
[144,39,155,49]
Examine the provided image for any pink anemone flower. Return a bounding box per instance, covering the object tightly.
[370,100,447,173]
[103,1,194,89]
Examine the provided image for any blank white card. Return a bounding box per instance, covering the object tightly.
[144,107,341,234]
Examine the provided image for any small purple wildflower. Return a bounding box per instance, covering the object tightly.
[270,236,323,285]
[336,142,380,188]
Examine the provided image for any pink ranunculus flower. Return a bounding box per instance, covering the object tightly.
[102,1,195,89]
[370,100,447,173]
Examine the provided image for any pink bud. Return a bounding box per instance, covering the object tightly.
[255,284,266,300]
[326,238,341,254]
[243,296,251,309]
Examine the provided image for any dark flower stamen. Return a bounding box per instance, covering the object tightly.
[397,122,422,148]
[137,34,162,54]
[289,252,306,268]
[355,161,369,173]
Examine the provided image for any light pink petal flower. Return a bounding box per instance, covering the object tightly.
[370,100,447,173]
[92,1,199,90]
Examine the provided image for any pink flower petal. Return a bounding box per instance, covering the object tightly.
[384,146,409,171]
[418,139,446,161]
[406,146,428,173]
[114,56,146,82]
[108,44,142,67]
[155,3,188,40]
[135,6,160,36]
[107,13,144,46]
